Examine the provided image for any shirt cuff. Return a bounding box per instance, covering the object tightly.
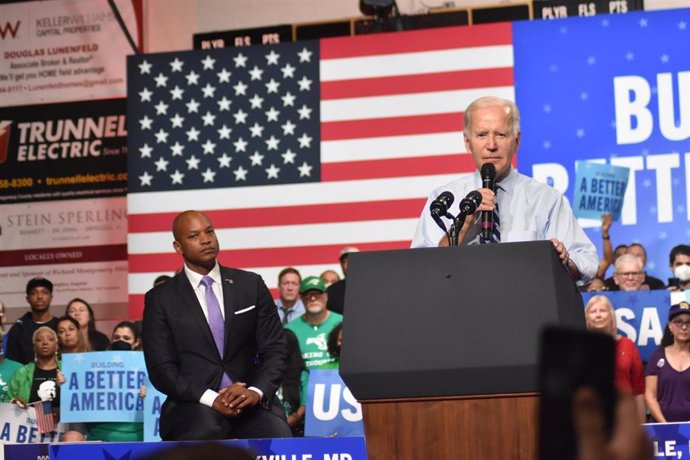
[248,386,263,400]
[200,389,219,408]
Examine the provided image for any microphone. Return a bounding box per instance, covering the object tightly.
[480,163,496,240]
[458,190,482,215]
[452,191,483,246]
[429,191,454,232]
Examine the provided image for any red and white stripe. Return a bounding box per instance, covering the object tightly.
[127,22,515,316]
[34,401,56,434]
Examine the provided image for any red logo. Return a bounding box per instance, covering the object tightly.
[0,121,11,165]
[0,21,20,40]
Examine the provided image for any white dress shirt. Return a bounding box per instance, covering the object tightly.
[182,263,263,407]
[411,167,598,283]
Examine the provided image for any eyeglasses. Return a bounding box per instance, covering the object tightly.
[301,291,324,299]
[617,271,643,278]
[672,319,690,329]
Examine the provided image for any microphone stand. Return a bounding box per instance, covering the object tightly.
[451,211,467,246]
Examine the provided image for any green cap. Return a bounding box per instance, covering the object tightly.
[300,276,326,294]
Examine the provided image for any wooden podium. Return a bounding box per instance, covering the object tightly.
[361,393,539,459]
[340,242,585,459]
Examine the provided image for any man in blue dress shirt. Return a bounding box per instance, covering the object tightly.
[412,96,598,284]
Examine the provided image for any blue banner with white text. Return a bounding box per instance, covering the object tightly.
[60,351,146,423]
[47,437,368,459]
[514,8,690,282]
[305,369,364,437]
[646,423,690,459]
[143,378,164,442]
[573,162,630,221]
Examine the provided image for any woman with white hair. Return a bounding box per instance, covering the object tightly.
[4,326,61,406]
[585,295,646,422]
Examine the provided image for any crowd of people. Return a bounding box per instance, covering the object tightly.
[585,213,690,296]
[0,230,354,442]
[578,214,690,427]
[0,96,675,458]
[0,277,146,442]
[3,232,678,444]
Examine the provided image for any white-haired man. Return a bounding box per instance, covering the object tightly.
[412,96,598,284]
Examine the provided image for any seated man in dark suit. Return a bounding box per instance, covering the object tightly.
[143,210,291,440]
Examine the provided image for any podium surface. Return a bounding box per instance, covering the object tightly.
[339,242,586,459]
[341,241,584,400]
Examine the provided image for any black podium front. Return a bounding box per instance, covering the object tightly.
[340,240,585,400]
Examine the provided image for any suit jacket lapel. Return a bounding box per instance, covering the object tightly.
[176,271,218,355]
[220,265,236,358]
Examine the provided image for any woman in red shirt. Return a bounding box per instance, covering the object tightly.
[585,295,646,423]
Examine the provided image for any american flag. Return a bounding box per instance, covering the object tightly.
[33,400,56,434]
[127,23,515,315]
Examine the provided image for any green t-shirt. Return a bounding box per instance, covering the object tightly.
[87,422,143,442]
[286,312,342,370]
[0,358,22,401]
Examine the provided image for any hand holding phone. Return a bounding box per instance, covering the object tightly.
[539,326,617,460]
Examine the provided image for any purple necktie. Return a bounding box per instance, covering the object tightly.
[200,276,233,389]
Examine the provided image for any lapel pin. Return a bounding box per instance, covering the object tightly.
[224,278,234,284]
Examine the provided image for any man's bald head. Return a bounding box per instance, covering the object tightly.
[172,211,219,274]
[173,210,208,241]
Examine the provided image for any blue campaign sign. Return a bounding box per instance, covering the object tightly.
[582,290,670,360]
[646,423,690,459]
[573,162,629,220]
[305,369,364,437]
[143,378,165,442]
[514,8,690,282]
[47,436,368,459]
[60,351,147,423]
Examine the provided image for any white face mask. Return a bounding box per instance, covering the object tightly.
[674,264,690,282]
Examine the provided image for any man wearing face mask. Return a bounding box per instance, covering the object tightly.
[669,245,690,302]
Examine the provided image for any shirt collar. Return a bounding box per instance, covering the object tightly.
[280,298,304,311]
[496,166,518,195]
[184,262,221,288]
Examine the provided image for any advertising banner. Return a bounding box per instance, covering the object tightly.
[0,0,136,106]
[0,99,128,311]
[0,98,127,204]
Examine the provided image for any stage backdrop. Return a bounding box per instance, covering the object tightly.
[126,22,513,313]
[514,10,690,281]
[126,9,690,315]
